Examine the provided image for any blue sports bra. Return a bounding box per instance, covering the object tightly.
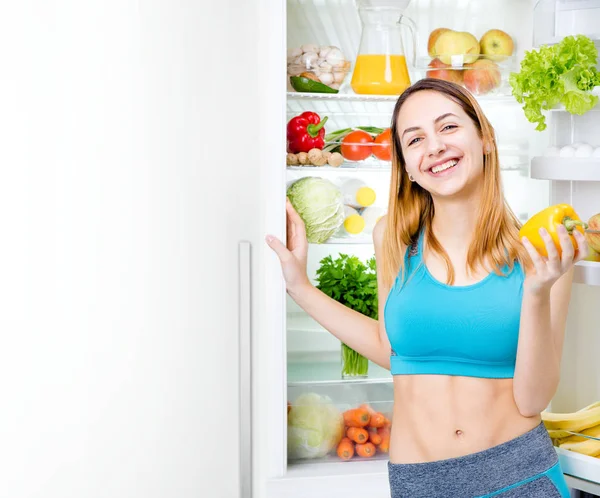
[383,230,524,379]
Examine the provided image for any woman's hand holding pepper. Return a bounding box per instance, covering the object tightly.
[521,224,589,295]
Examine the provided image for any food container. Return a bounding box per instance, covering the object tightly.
[413,26,519,96]
[414,54,518,97]
[287,382,393,464]
[287,44,352,93]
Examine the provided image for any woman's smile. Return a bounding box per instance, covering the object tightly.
[426,157,461,177]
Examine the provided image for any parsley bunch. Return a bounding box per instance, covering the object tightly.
[315,254,378,377]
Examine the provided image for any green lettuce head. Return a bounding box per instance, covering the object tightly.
[287,392,344,459]
[287,177,345,243]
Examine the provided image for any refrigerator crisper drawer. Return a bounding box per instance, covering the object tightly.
[287,382,393,465]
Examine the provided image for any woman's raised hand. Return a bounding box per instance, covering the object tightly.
[265,199,311,294]
[521,224,589,294]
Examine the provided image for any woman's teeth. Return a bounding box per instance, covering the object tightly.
[430,159,458,174]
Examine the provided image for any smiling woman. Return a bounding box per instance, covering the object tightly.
[266,78,587,497]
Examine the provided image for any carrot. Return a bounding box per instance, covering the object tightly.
[347,427,368,444]
[336,437,354,461]
[343,408,370,428]
[377,426,390,453]
[368,427,382,445]
[378,438,390,453]
[359,403,377,416]
[369,412,387,428]
[355,442,376,458]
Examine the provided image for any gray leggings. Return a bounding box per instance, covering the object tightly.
[388,422,570,497]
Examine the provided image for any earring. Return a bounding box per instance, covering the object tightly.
[409,174,415,181]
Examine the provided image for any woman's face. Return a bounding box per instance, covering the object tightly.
[396,90,485,199]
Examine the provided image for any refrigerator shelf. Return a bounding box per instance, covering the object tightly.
[287,165,391,173]
[557,447,600,490]
[574,261,600,286]
[287,91,518,105]
[310,237,374,246]
[288,351,392,384]
[530,157,600,181]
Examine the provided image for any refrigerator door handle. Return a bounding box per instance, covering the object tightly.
[238,241,252,498]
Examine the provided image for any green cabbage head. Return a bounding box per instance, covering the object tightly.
[287,392,344,460]
[287,177,344,243]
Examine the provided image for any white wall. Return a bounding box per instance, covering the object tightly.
[0,1,260,497]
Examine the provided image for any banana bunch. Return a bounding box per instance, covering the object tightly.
[542,401,600,457]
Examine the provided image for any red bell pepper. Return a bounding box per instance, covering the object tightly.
[286,112,328,153]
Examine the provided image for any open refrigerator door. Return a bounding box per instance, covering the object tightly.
[259,0,600,496]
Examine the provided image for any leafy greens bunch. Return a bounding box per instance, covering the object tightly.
[315,254,378,377]
[510,35,600,131]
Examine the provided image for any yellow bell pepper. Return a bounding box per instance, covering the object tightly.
[519,204,588,257]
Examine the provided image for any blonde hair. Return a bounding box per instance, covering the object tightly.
[381,79,531,288]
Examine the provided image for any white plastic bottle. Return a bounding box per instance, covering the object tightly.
[362,206,385,234]
[339,178,376,209]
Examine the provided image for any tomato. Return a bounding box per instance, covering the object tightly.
[341,130,373,161]
[372,128,392,161]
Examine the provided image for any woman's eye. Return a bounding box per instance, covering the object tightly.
[408,137,422,146]
[442,124,457,131]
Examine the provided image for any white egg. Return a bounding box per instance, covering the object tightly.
[544,146,560,157]
[575,144,594,157]
[592,147,600,158]
[559,145,576,157]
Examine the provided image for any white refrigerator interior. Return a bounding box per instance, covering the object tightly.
[258,0,600,496]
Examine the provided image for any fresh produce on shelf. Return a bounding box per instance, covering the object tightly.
[340,178,376,209]
[372,128,392,161]
[347,427,368,443]
[323,126,391,163]
[424,27,513,95]
[315,254,378,377]
[287,111,328,154]
[431,30,480,64]
[585,213,600,253]
[341,130,374,161]
[479,29,514,61]
[286,149,344,168]
[510,35,600,131]
[290,75,339,94]
[334,404,392,460]
[287,44,351,93]
[543,402,600,457]
[286,177,345,244]
[427,27,514,62]
[427,28,451,57]
[585,246,600,262]
[519,204,588,257]
[287,392,345,460]
[427,58,464,85]
[542,404,600,432]
[463,59,501,95]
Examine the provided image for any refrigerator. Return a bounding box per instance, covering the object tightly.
[254,0,600,496]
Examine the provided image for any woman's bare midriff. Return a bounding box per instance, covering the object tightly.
[388,375,542,464]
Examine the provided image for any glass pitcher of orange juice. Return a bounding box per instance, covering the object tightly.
[351,0,417,95]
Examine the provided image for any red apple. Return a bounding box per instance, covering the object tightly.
[463,59,501,95]
[427,58,464,85]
